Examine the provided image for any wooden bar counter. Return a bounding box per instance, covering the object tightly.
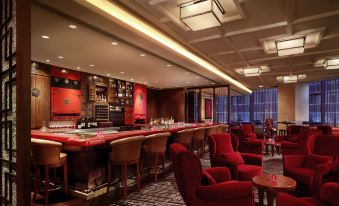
[31,123,216,199]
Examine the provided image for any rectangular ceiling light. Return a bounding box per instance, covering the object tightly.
[276,38,305,56]
[180,0,224,31]
[325,59,339,70]
[243,67,261,77]
[283,75,298,83]
[83,0,252,93]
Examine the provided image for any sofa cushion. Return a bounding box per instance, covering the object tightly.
[237,164,262,181]
[303,154,332,169]
[284,167,314,185]
[220,152,244,165]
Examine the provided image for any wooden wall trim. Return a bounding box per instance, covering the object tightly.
[16,0,31,205]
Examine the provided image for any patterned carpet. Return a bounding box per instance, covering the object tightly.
[107,152,284,206]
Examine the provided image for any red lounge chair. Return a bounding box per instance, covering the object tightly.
[170,143,254,206]
[276,125,307,143]
[276,182,339,206]
[231,128,264,155]
[208,133,262,181]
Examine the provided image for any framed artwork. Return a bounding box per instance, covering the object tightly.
[205,99,212,119]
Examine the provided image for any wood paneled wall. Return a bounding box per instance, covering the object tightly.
[147,88,185,122]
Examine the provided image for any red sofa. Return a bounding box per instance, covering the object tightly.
[281,129,322,155]
[170,143,254,206]
[276,182,339,206]
[208,133,262,181]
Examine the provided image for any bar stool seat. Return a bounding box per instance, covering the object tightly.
[143,132,171,182]
[175,129,195,150]
[107,135,145,198]
[31,138,68,205]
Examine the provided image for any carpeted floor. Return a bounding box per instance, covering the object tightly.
[108,152,283,206]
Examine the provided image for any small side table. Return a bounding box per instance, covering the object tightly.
[252,175,296,206]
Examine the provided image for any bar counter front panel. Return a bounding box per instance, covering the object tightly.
[31,124,217,199]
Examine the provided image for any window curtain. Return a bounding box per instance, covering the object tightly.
[323,79,339,127]
[253,88,278,125]
[215,95,228,123]
[231,95,250,123]
[309,82,321,124]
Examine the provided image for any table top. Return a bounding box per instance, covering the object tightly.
[252,175,296,192]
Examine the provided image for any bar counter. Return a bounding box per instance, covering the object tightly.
[31,123,219,199]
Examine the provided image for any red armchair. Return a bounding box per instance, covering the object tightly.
[276,125,307,143]
[276,182,339,206]
[316,125,332,135]
[231,129,263,155]
[281,130,322,155]
[208,133,262,181]
[170,143,254,206]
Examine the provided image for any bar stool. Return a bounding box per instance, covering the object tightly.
[220,124,228,133]
[143,132,171,182]
[31,138,68,205]
[192,127,206,156]
[107,135,145,198]
[205,125,217,138]
[175,129,194,150]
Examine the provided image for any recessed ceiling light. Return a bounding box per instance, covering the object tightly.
[41,35,50,39]
[120,71,124,74]
[186,81,190,84]
[57,56,64,59]
[61,69,67,73]
[259,85,263,88]
[89,64,94,67]
[77,66,80,70]
[166,64,172,67]
[46,59,50,63]
[111,41,119,46]
[196,76,200,79]
[130,78,134,81]
[107,73,110,76]
[144,82,148,84]
[69,24,78,29]
[140,53,146,57]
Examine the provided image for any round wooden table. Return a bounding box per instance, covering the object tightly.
[252,175,296,206]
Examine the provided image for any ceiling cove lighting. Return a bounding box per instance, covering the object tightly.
[325,59,339,70]
[180,0,225,31]
[83,0,251,93]
[276,37,305,56]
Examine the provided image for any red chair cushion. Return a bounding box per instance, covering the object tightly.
[288,135,299,142]
[212,134,235,155]
[201,170,217,185]
[220,152,244,165]
[284,167,314,185]
[237,164,262,181]
[303,154,332,169]
[242,124,253,134]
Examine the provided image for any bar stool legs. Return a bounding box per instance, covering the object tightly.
[44,166,49,205]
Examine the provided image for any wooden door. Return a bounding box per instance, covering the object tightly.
[31,74,50,128]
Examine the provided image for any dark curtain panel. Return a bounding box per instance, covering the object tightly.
[230,95,250,123]
[324,79,339,127]
[309,82,321,124]
[253,88,278,126]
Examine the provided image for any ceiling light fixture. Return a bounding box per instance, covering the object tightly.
[41,35,50,39]
[139,53,146,57]
[61,69,67,73]
[120,71,125,74]
[259,85,263,88]
[89,64,94,67]
[82,0,251,93]
[57,56,64,59]
[276,74,307,84]
[180,0,225,31]
[107,73,110,76]
[69,24,78,29]
[324,58,339,70]
[111,41,119,46]
[243,67,261,77]
[166,64,172,67]
[46,59,50,63]
[77,66,81,70]
[276,37,305,56]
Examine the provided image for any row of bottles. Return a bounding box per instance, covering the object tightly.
[76,117,98,129]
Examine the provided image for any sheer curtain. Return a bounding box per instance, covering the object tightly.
[231,95,250,123]
[324,79,339,127]
[253,88,278,126]
[309,82,321,124]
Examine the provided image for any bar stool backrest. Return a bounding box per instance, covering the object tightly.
[176,129,194,146]
[110,135,145,163]
[205,126,216,137]
[193,127,206,140]
[31,138,62,165]
[144,132,171,153]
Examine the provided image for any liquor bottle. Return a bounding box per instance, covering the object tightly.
[77,118,82,129]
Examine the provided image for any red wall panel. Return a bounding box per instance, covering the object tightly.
[133,84,147,122]
[51,67,80,80]
[51,87,81,115]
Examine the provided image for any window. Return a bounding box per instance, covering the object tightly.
[230,95,250,122]
[309,82,321,124]
[253,88,278,126]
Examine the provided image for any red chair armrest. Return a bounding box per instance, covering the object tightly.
[241,153,263,166]
[203,167,231,183]
[320,182,339,205]
[283,155,305,168]
[313,163,331,194]
[196,181,252,200]
[276,193,313,206]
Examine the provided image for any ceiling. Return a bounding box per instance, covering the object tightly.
[31,0,339,92]
[118,0,339,88]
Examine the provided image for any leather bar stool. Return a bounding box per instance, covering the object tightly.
[31,138,68,205]
[143,132,171,182]
[192,127,206,156]
[107,135,145,198]
[175,129,194,150]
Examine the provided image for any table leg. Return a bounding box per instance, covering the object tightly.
[267,191,276,206]
[271,145,274,157]
[258,188,264,206]
[265,145,269,155]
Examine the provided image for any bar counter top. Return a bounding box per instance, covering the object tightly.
[31,123,218,147]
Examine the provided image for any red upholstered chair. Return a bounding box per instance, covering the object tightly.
[332,128,339,135]
[276,182,339,206]
[316,125,332,135]
[281,130,322,155]
[241,123,258,139]
[231,129,263,155]
[208,133,262,181]
[276,125,307,143]
[170,143,254,206]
